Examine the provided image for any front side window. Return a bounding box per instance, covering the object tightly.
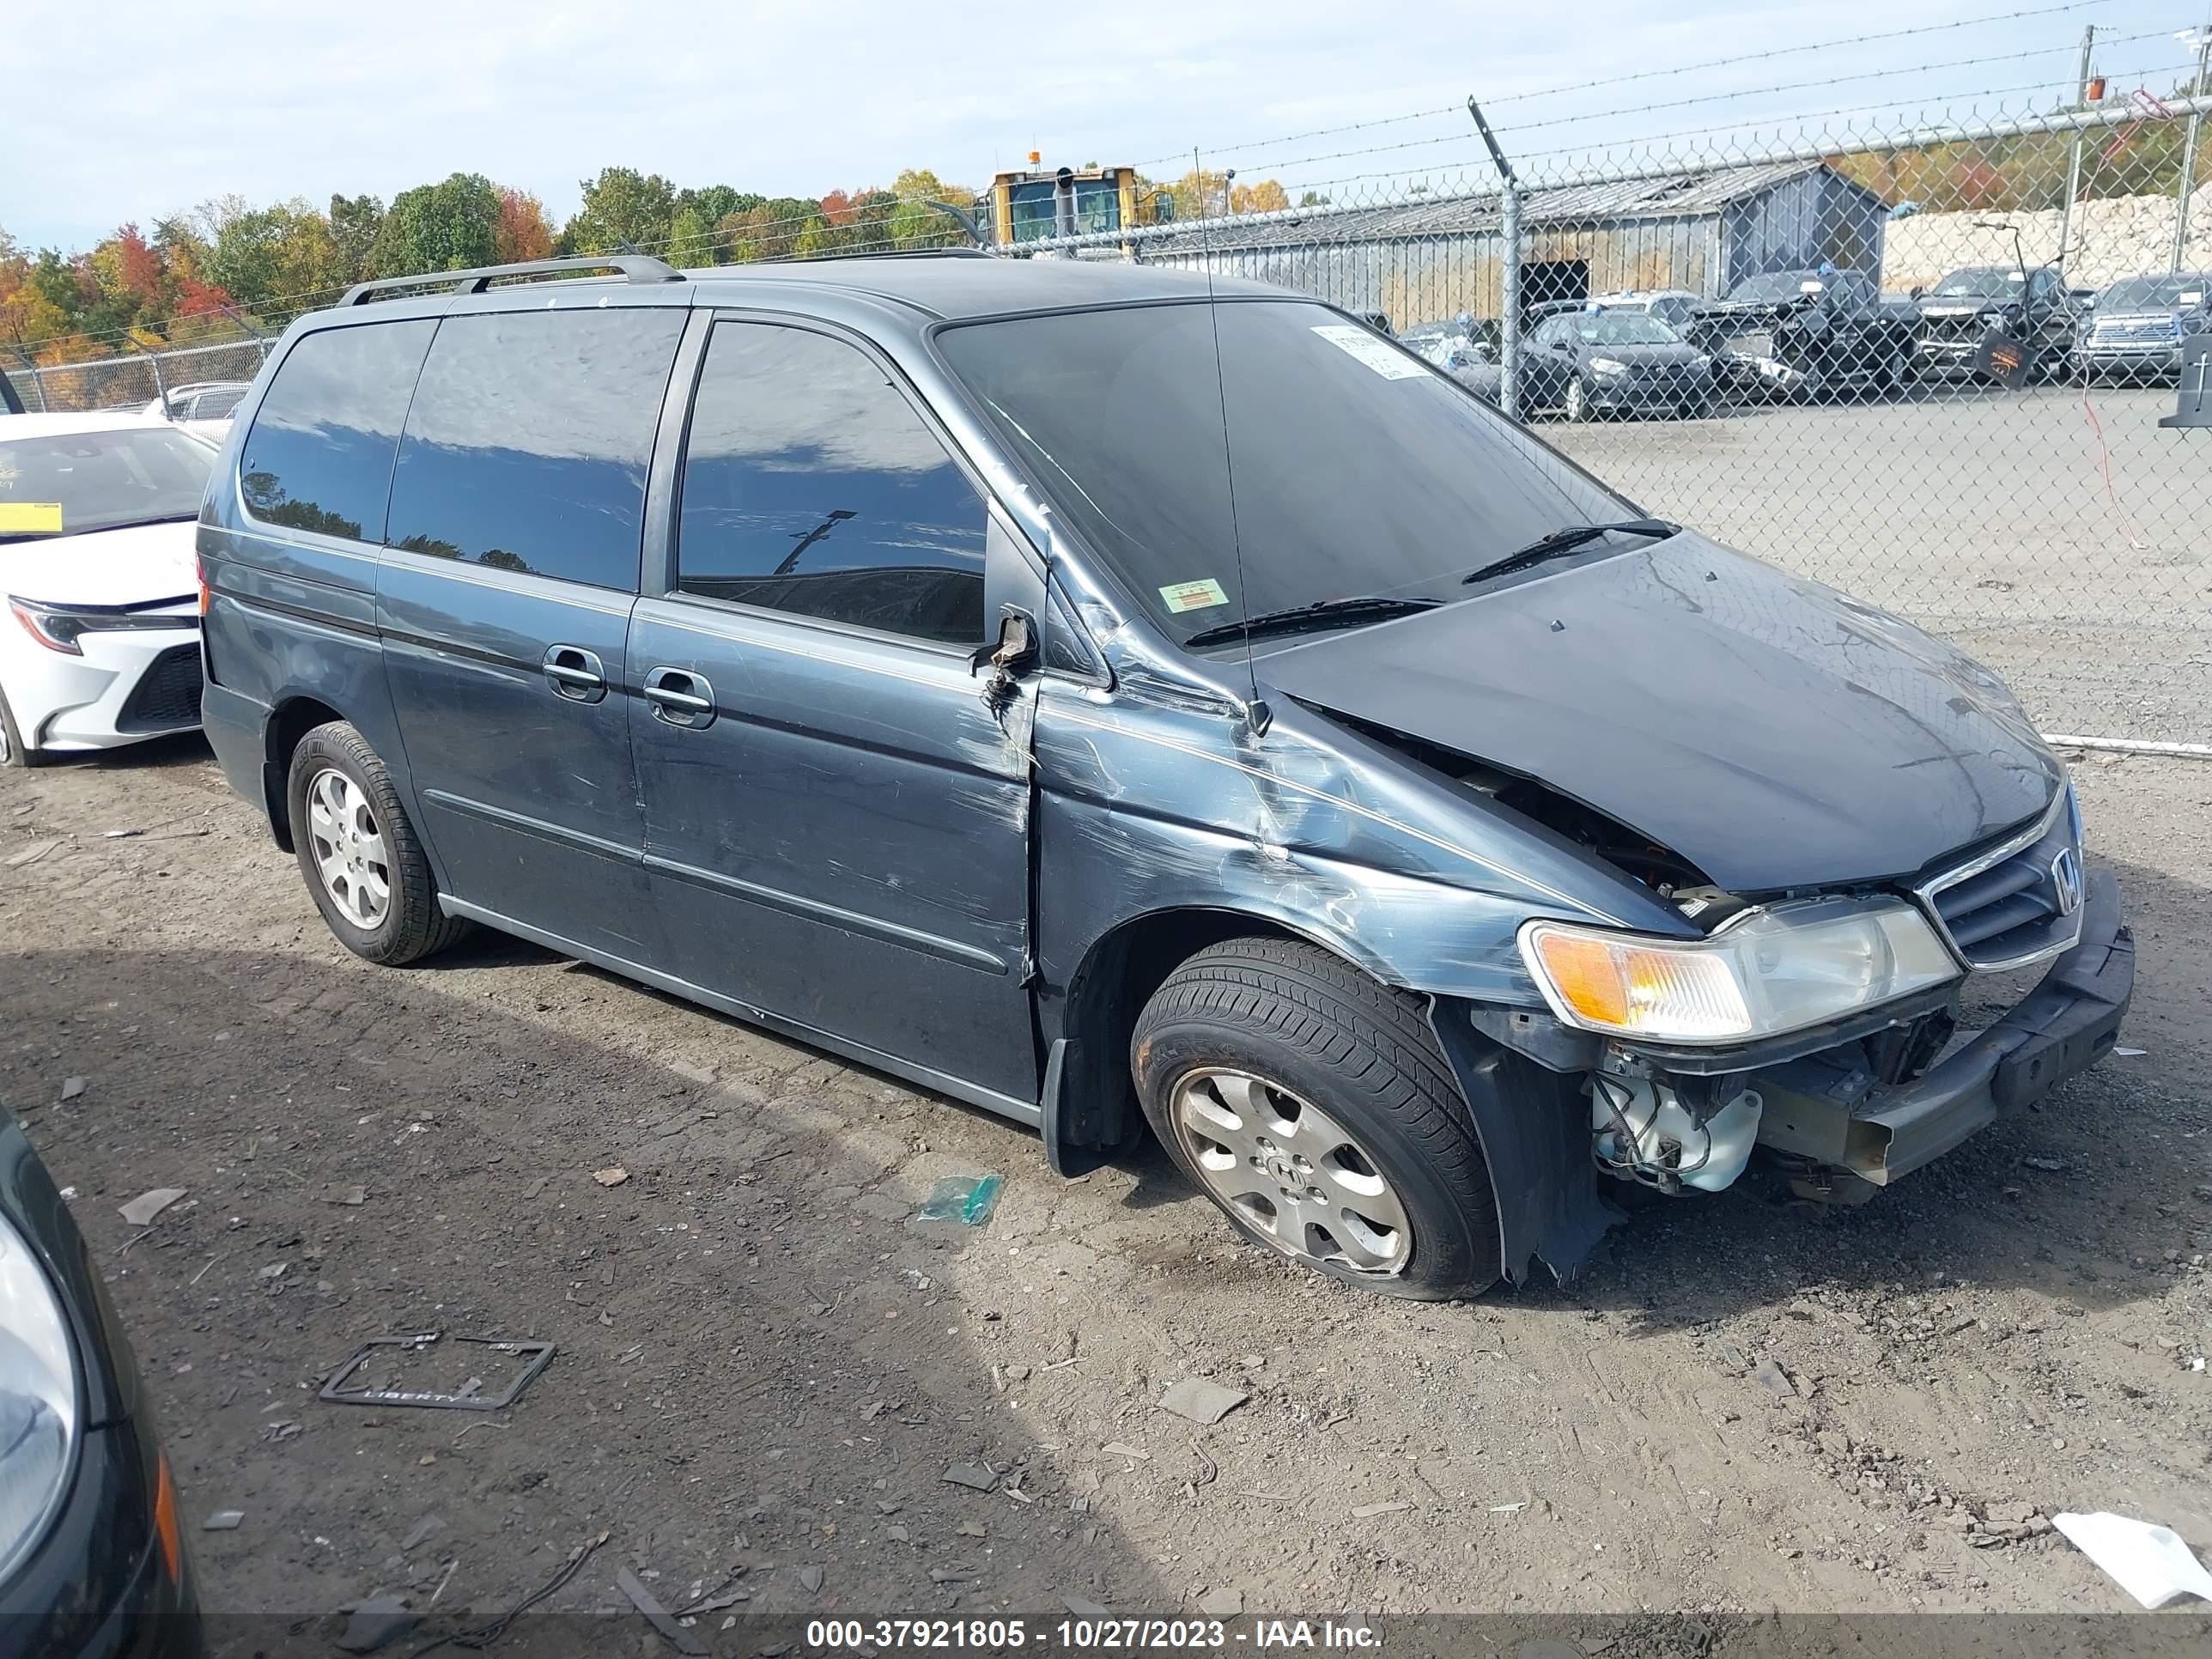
[241,321,434,542]
[385,307,685,589]
[674,322,987,647]
[938,299,1628,647]
[0,426,213,544]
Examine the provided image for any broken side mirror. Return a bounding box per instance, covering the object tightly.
[976,608,1038,700]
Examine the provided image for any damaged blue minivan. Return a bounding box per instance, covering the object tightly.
[196,252,2133,1297]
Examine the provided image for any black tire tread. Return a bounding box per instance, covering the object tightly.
[289,721,469,965]
[1133,936,1499,1295]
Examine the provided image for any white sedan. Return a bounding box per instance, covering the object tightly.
[0,412,216,767]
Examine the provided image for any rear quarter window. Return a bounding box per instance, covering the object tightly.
[385,307,685,591]
[241,320,436,541]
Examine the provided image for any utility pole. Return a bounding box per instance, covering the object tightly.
[2057,25,2096,271]
[1468,97,1521,421]
[2177,14,2212,271]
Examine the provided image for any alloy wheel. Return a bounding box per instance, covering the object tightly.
[1168,1066,1414,1277]
[305,767,391,930]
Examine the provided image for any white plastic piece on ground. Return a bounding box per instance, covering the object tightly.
[2052,1511,2212,1608]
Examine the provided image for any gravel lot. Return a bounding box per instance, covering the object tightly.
[1549,383,2209,742]
[3,730,2209,1650]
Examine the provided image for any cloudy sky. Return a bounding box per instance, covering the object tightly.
[3,0,2204,252]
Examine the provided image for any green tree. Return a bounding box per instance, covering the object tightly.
[566,167,678,254]
[210,200,343,316]
[673,185,759,228]
[370,173,501,276]
[329,194,385,285]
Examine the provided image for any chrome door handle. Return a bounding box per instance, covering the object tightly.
[642,666,716,729]
[543,645,606,704]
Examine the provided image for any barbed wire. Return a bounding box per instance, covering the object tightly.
[1204,33,2176,184]
[1132,0,2137,167]
[1224,59,2202,204]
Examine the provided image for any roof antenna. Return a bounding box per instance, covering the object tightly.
[1195,147,1268,737]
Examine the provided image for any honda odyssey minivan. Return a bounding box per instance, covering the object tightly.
[196,252,2132,1298]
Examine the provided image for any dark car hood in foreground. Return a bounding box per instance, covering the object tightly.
[1261,535,2059,893]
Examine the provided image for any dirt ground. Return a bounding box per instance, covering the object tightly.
[3,737,2210,1650]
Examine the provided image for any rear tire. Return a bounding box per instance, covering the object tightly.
[0,686,52,769]
[1130,937,1503,1301]
[286,720,470,965]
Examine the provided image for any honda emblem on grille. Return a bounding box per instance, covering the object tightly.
[2050,847,2084,916]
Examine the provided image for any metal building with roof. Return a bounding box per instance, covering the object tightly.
[1133,161,1890,331]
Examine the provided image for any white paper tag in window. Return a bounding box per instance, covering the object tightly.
[1310,324,1425,380]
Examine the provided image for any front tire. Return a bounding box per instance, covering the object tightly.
[1564,376,1592,422]
[1131,937,1503,1300]
[0,686,52,769]
[286,721,470,965]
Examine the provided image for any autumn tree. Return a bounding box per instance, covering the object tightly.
[494,188,555,264]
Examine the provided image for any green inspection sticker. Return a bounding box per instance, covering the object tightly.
[1158,578,1230,613]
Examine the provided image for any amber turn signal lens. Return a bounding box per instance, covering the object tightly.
[1527,930,1632,1027]
[153,1451,182,1583]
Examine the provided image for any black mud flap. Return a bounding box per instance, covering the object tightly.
[1041,1036,1135,1178]
[1428,1003,1620,1286]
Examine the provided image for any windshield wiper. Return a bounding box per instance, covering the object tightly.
[1462,518,1679,586]
[1182,594,1442,648]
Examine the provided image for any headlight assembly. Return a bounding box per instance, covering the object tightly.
[0,1208,80,1583]
[1519,895,1960,1045]
[1589,357,1629,375]
[9,595,197,656]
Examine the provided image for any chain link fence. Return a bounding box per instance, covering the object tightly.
[9,84,2207,743]
[1030,91,2212,744]
[4,332,270,417]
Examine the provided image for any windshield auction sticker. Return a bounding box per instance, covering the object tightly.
[1159,578,1230,613]
[1310,324,1425,379]
[0,502,64,534]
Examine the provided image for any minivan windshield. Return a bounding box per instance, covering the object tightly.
[0,425,215,544]
[936,300,1632,645]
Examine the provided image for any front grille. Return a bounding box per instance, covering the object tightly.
[116,644,204,733]
[1723,330,1773,359]
[2090,319,2179,347]
[1922,313,1987,340]
[1918,793,2084,970]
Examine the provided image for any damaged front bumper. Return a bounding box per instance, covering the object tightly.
[1753,864,2131,1188]
[1431,864,2131,1285]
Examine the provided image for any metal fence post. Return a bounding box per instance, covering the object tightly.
[147,348,170,416]
[1468,97,1521,421]
[2179,17,2211,271]
[2058,25,2095,269]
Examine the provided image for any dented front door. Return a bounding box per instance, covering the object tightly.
[625,601,1038,1099]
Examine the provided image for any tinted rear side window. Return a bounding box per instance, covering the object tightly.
[674,323,986,646]
[386,308,685,590]
[240,321,434,542]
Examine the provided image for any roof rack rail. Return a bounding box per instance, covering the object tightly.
[342,255,684,307]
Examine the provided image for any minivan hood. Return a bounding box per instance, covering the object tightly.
[0,519,198,608]
[1259,535,2058,892]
